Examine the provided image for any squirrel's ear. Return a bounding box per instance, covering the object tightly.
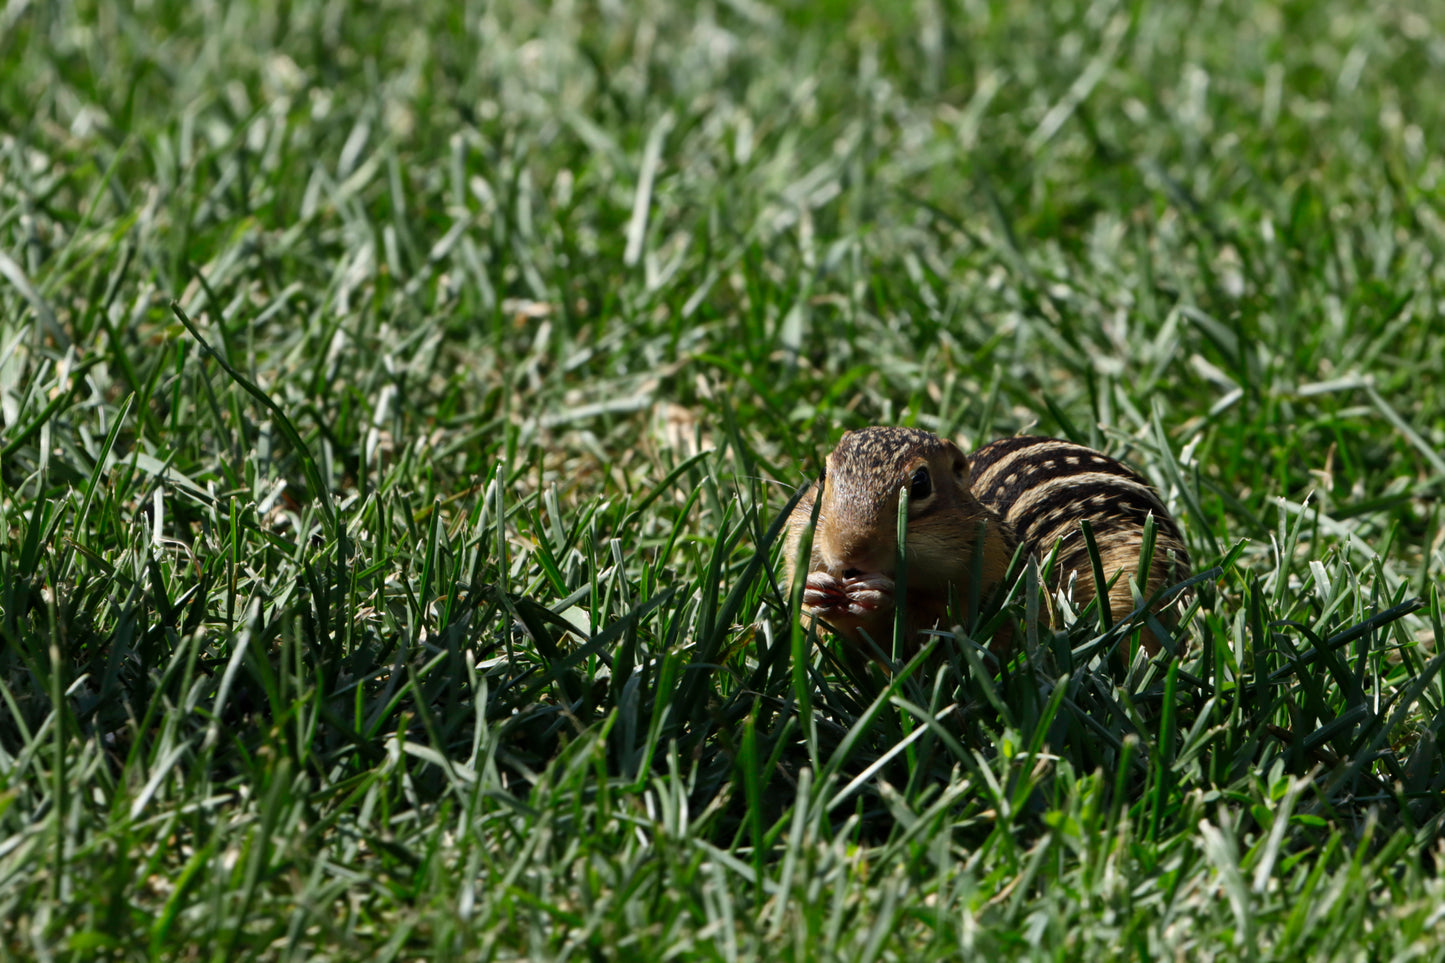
[944,440,971,486]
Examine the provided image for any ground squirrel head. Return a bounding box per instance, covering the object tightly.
[784,426,1013,652]
[815,427,972,572]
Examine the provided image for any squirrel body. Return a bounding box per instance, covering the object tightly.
[784,427,1189,656]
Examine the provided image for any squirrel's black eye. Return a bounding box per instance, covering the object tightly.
[909,466,932,500]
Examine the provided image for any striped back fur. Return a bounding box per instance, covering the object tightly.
[968,435,1190,648]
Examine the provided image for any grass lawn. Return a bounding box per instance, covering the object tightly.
[3,0,1445,958]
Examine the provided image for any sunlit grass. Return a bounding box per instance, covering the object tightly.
[2,0,1444,958]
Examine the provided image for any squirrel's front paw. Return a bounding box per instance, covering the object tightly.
[803,571,894,618]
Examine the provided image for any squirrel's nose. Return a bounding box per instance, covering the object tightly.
[826,539,890,578]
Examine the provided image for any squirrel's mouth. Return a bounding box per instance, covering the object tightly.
[802,571,895,620]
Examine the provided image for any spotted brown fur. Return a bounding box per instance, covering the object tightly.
[969,436,1190,632]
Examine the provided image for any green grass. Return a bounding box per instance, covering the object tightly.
[3,0,1445,958]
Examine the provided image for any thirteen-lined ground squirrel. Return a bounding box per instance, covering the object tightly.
[783,427,1190,657]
